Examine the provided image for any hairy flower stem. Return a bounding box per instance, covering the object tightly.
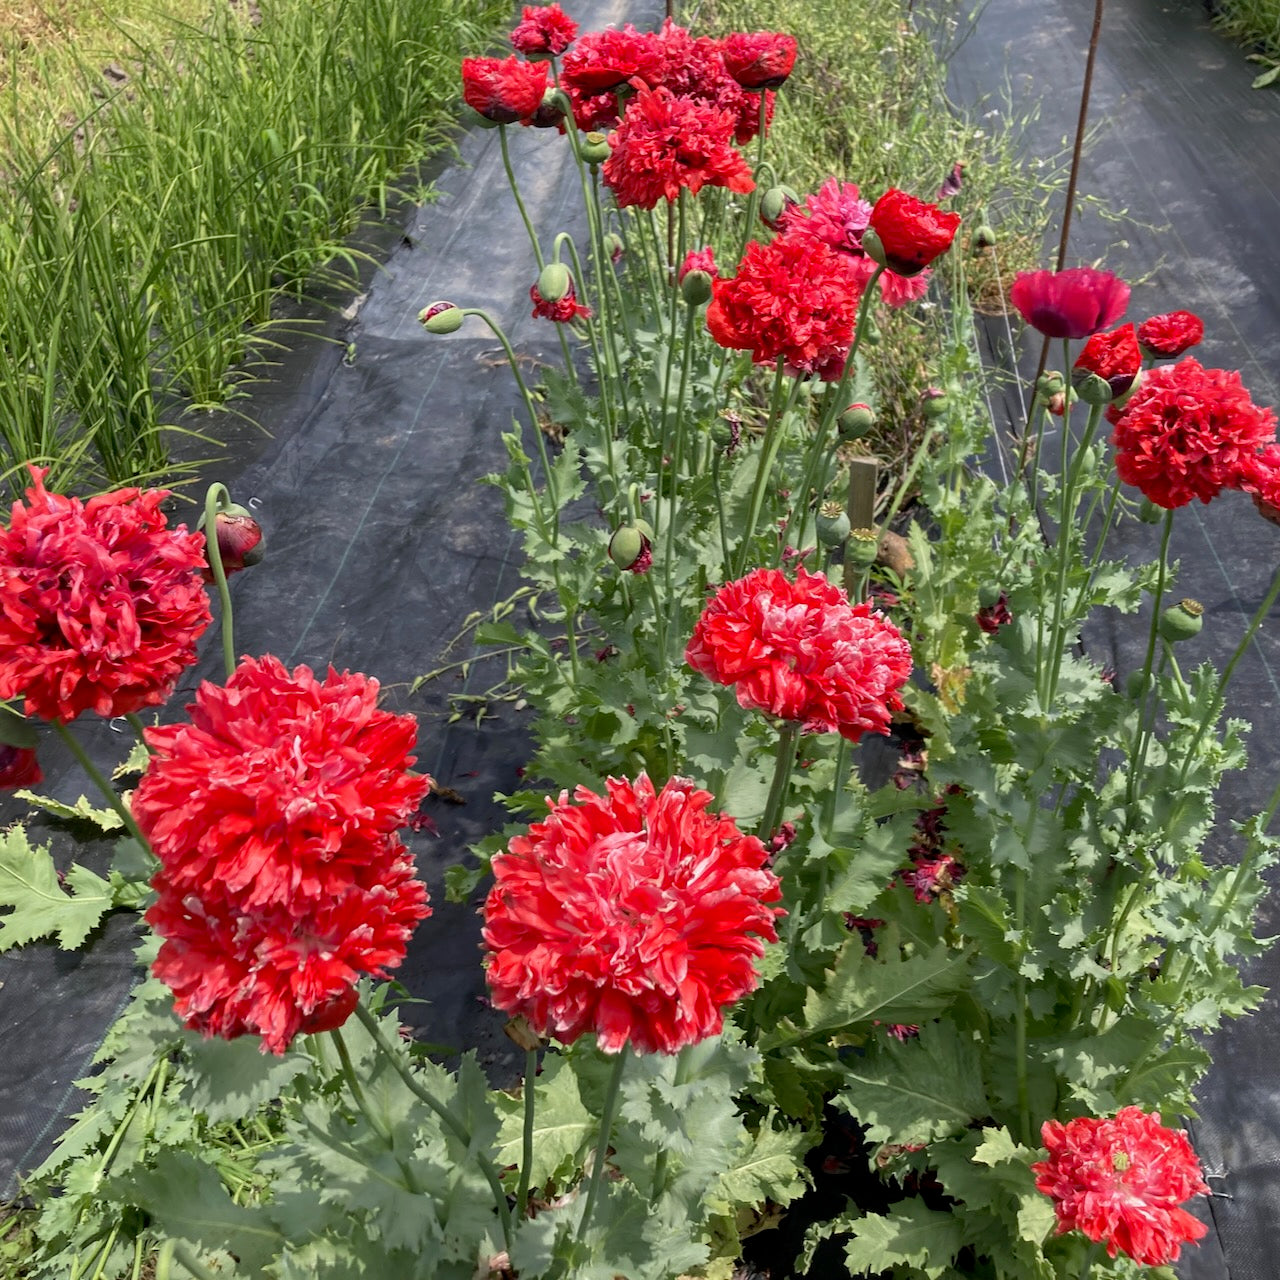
[1013,863,1032,1147]
[516,1046,539,1217]
[736,361,794,577]
[499,124,545,272]
[351,1002,515,1252]
[759,722,801,840]
[575,1049,629,1247]
[203,483,238,680]
[735,93,770,269]
[465,309,559,532]
[1044,401,1106,707]
[329,1027,423,1194]
[663,295,700,659]
[1123,509,1175,825]
[711,451,732,582]
[1174,558,1280,792]
[50,719,148,847]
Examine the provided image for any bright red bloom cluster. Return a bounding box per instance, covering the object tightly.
[0,468,210,724]
[720,31,798,89]
[1033,1107,1209,1266]
[780,178,932,309]
[483,773,782,1055]
[1109,357,1277,508]
[510,3,578,59]
[1010,267,1130,340]
[686,566,912,742]
[602,83,754,209]
[1073,323,1142,400]
[135,656,432,1053]
[530,274,592,323]
[1137,310,1204,359]
[865,188,961,277]
[707,234,865,380]
[461,56,548,124]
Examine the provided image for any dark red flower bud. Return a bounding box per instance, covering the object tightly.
[202,506,264,582]
[864,188,961,277]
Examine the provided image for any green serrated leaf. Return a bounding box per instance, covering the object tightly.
[495,1051,594,1190]
[13,789,124,831]
[0,825,112,951]
[714,1112,810,1212]
[178,1035,311,1123]
[843,1202,965,1278]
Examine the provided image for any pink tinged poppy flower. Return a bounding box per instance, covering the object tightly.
[1108,357,1277,509]
[1137,310,1205,359]
[719,31,798,90]
[135,655,432,1053]
[482,773,783,1055]
[461,56,548,124]
[685,566,913,743]
[602,83,754,209]
[678,246,718,284]
[510,4,578,60]
[864,188,961,277]
[1032,1107,1209,1267]
[0,467,211,724]
[1010,267,1130,340]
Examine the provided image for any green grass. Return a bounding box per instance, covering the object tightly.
[1212,0,1280,64]
[0,0,509,497]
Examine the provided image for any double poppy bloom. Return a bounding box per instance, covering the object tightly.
[0,467,210,724]
[1137,310,1204,360]
[686,566,913,742]
[1109,357,1277,508]
[1072,323,1142,402]
[863,188,961,277]
[461,56,548,124]
[1033,1108,1209,1266]
[509,3,578,59]
[483,773,782,1055]
[135,656,432,1053]
[719,31,797,90]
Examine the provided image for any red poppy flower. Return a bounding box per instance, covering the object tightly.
[530,274,592,323]
[0,744,41,789]
[602,83,754,209]
[136,655,432,1053]
[510,4,578,59]
[1010,267,1130,340]
[864,188,960,277]
[1231,441,1280,525]
[1137,310,1205,359]
[677,246,718,284]
[1033,1108,1209,1266]
[1072,323,1142,400]
[0,467,210,724]
[686,566,913,742]
[1108,357,1277,508]
[561,24,663,95]
[461,56,548,124]
[706,233,864,380]
[482,773,782,1055]
[720,31,798,90]
[780,179,933,309]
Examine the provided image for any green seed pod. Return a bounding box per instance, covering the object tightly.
[971,224,997,250]
[418,301,464,334]
[838,403,876,441]
[847,527,879,566]
[680,269,713,308]
[580,131,611,166]
[1125,669,1152,700]
[1138,497,1165,524]
[815,501,851,547]
[608,526,644,570]
[536,262,571,304]
[921,388,949,420]
[1072,369,1115,407]
[1159,598,1204,644]
[977,583,1003,609]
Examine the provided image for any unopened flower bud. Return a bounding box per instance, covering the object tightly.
[759,184,799,230]
[204,506,264,581]
[838,403,876,441]
[536,261,571,304]
[977,583,1003,609]
[1159,598,1204,644]
[971,224,997,250]
[580,131,611,166]
[1078,444,1099,473]
[1036,370,1066,399]
[1072,369,1116,407]
[603,232,624,263]
[1125,669,1152,699]
[815,501,850,547]
[419,301,463,334]
[920,387,949,420]
[861,226,888,270]
[847,527,879,566]
[709,420,733,447]
[680,269,713,307]
[1138,498,1164,524]
[608,523,653,573]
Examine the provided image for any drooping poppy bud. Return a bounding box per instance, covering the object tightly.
[759,184,800,230]
[419,301,464,333]
[202,504,264,583]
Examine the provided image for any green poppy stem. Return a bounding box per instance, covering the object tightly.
[50,719,147,847]
[203,483,237,681]
[575,1049,628,1246]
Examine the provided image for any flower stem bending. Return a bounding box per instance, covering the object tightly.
[203,483,238,681]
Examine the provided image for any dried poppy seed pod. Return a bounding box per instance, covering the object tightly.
[580,131,611,166]
[838,403,876,442]
[419,301,464,334]
[815,501,850,547]
[536,261,571,304]
[847,527,879,566]
[1159,598,1204,643]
